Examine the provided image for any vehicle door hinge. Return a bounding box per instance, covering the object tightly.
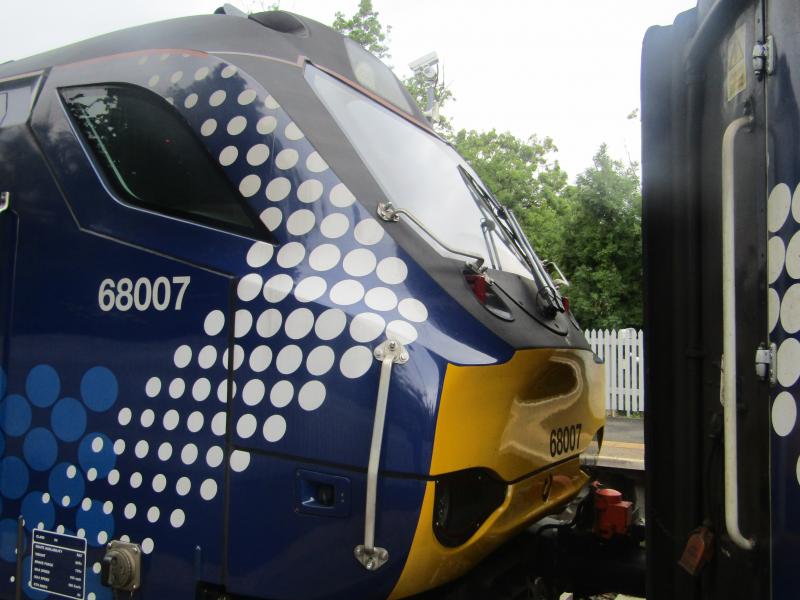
[0,192,10,213]
[755,343,776,385]
[752,35,775,81]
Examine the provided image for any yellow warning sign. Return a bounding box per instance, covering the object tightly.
[727,24,747,101]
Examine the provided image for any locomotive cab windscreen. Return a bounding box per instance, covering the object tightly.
[0,8,605,599]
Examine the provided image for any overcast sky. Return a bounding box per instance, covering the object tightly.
[1,0,695,178]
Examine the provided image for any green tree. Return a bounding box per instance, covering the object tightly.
[452,129,569,262]
[332,0,392,59]
[560,145,642,329]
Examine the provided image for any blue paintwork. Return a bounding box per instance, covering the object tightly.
[0,44,516,600]
[767,2,800,597]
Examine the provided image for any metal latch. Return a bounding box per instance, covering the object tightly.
[754,343,776,385]
[753,35,775,81]
[354,339,409,571]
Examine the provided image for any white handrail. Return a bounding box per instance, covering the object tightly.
[720,114,755,551]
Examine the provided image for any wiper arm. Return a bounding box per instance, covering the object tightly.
[376,201,489,276]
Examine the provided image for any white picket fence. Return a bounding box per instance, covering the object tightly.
[584,328,645,415]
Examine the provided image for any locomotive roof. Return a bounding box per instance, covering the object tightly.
[0,9,428,125]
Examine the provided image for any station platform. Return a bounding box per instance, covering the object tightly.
[597,417,644,471]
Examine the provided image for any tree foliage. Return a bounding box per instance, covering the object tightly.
[560,145,642,329]
[332,0,392,59]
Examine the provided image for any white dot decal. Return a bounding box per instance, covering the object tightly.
[794,183,800,224]
[181,443,199,465]
[349,312,385,343]
[787,230,800,279]
[190,377,210,401]
[365,287,398,311]
[163,409,179,431]
[270,380,294,408]
[276,345,303,374]
[247,241,274,267]
[170,70,183,84]
[142,539,154,555]
[243,379,266,406]
[257,115,277,134]
[260,206,283,231]
[124,503,136,519]
[234,310,253,338]
[297,179,323,203]
[204,310,225,336]
[398,298,429,323]
[67,465,77,478]
[306,151,329,173]
[246,143,270,166]
[285,308,315,339]
[768,236,786,284]
[118,407,132,426]
[306,346,335,376]
[239,174,261,197]
[227,116,247,135]
[275,149,299,170]
[174,345,192,368]
[376,257,408,284]
[768,183,792,233]
[145,377,161,398]
[777,337,800,387]
[87,468,97,482]
[294,276,327,303]
[114,439,126,455]
[207,446,224,468]
[194,66,210,80]
[265,95,280,109]
[140,409,155,428]
[222,345,245,370]
[309,244,341,272]
[184,93,198,109]
[219,145,238,166]
[266,177,291,202]
[780,284,800,333]
[238,273,263,302]
[330,279,365,306]
[285,122,304,140]
[200,119,217,136]
[209,90,227,106]
[103,501,113,515]
[187,411,205,433]
[158,442,172,461]
[315,308,347,340]
[286,209,316,235]
[169,378,185,399]
[257,307,283,336]
[82,498,92,511]
[340,346,373,379]
[170,509,186,528]
[238,89,257,105]
[237,414,257,439]
[249,345,273,372]
[176,477,191,496]
[298,380,326,411]
[769,288,780,333]
[330,183,356,207]
[148,75,159,87]
[147,507,160,523]
[343,248,376,277]
[211,411,227,436]
[263,414,287,442]
[221,64,237,78]
[386,320,418,344]
[320,213,350,239]
[354,219,384,246]
[772,391,796,437]
[134,441,149,459]
[201,479,218,500]
[152,474,167,493]
[277,242,306,268]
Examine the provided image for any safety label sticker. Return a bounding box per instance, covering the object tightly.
[30,529,87,600]
[727,24,747,101]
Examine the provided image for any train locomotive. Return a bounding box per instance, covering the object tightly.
[0,7,604,599]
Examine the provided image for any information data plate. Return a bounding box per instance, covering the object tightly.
[29,529,87,600]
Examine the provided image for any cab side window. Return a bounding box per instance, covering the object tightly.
[61,84,267,239]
